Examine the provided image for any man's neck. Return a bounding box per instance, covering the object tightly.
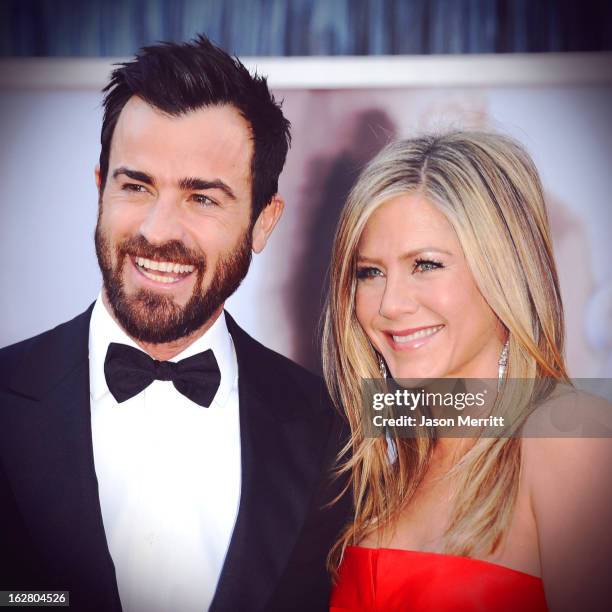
[101,292,223,361]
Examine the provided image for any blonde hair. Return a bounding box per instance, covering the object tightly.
[322,131,569,570]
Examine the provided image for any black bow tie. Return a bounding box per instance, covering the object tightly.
[104,342,221,408]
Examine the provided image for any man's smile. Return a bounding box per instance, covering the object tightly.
[131,255,197,286]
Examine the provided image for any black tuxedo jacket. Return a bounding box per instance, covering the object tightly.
[0,305,351,611]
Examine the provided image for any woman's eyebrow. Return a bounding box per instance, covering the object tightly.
[357,247,452,263]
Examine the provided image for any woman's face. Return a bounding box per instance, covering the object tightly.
[355,193,503,380]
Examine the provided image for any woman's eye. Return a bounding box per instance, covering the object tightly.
[356,266,383,280]
[413,259,443,273]
[192,194,217,207]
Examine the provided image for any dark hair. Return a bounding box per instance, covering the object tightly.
[99,34,291,219]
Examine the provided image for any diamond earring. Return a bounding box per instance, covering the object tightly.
[497,340,509,389]
[377,353,388,379]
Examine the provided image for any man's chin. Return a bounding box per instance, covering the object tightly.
[126,286,190,310]
[104,284,222,345]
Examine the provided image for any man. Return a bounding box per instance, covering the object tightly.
[0,36,349,612]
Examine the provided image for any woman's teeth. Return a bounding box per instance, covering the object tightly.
[392,325,444,343]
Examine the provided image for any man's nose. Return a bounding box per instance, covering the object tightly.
[139,196,184,245]
[378,274,419,320]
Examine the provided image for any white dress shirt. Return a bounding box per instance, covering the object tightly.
[89,296,241,612]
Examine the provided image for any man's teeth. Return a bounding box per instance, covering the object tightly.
[140,269,181,283]
[135,257,195,274]
[392,325,444,343]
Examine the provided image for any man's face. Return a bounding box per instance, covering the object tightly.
[95,97,255,344]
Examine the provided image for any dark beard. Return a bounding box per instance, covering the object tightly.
[95,225,252,344]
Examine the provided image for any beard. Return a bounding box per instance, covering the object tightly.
[95,222,252,344]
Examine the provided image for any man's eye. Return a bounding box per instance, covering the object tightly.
[413,258,444,273]
[122,183,148,193]
[356,266,383,280]
[192,194,218,207]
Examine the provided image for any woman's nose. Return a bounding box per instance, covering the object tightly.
[378,274,419,320]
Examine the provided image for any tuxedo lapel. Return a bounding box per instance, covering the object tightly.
[0,306,121,609]
[210,314,331,612]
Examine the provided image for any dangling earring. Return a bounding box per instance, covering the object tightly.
[377,353,388,379]
[497,339,509,390]
[377,352,397,462]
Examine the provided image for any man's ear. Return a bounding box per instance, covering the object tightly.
[252,195,284,254]
[95,165,102,192]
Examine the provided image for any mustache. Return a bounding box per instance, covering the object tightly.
[118,235,206,268]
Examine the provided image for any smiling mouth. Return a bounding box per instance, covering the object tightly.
[387,324,445,347]
[133,256,196,284]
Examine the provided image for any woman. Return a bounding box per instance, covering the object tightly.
[323,132,611,611]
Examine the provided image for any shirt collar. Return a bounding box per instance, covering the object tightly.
[89,293,237,409]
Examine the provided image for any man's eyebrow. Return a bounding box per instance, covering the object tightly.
[179,177,237,201]
[112,167,155,186]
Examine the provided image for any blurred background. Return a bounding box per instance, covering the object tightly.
[1,0,611,377]
[2,0,611,56]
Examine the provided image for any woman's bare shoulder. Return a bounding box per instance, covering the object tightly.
[521,382,612,438]
[520,385,612,609]
[521,382,612,484]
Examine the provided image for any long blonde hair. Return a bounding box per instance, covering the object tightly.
[322,131,569,570]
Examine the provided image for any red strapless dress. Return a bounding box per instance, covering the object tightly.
[330,546,548,611]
